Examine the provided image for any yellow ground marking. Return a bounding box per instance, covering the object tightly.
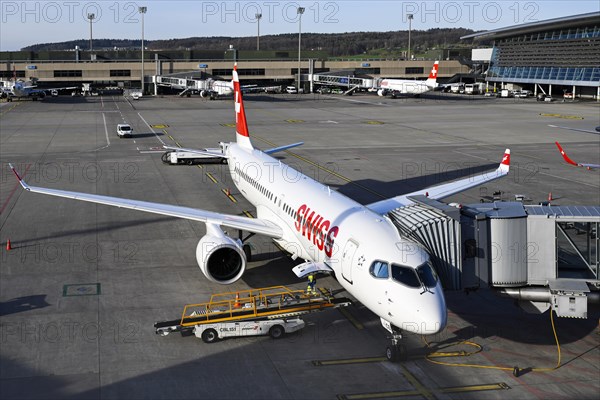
[540,113,584,120]
[205,172,218,183]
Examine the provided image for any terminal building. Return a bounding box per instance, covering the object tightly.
[0,47,468,93]
[462,12,600,99]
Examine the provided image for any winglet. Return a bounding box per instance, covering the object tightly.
[232,64,253,150]
[555,142,579,166]
[498,148,510,173]
[8,163,30,190]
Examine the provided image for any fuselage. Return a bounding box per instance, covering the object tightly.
[380,79,436,95]
[226,143,447,335]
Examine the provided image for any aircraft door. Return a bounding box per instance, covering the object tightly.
[341,239,359,284]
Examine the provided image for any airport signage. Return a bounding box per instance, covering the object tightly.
[26,65,37,70]
[361,63,371,67]
[198,64,209,68]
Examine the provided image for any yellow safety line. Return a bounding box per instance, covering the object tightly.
[313,357,387,366]
[243,211,254,218]
[196,164,204,170]
[252,135,386,200]
[0,102,21,115]
[337,307,364,330]
[440,382,510,393]
[338,382,509,400]
[221,188,237,203]
[205,172,218,183]
[338,390,421,399]
[398,364,434,400]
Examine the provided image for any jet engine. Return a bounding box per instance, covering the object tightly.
[196,231,246,284]
[200,90,209,98]
[377,89,386,97]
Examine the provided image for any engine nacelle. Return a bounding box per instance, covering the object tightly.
[200,90,209,98]
[377,89,386,97]
[196,234,246,284]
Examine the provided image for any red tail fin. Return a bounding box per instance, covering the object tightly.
[428,61,439,80]
[233,64,253,150]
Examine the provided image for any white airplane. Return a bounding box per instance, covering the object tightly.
[1,79,76,101]
[377,61,440,98]
[9,64,510,360]
[555,141,600,170]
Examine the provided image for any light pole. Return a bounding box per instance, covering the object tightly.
[297,7,305,92]
[139,6,147,94]
[407,13,413,61]
[88,13,95,53]
[256,13,262,51]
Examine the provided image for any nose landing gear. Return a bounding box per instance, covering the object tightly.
[381,318,405,362]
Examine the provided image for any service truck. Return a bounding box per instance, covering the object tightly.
[161,142,229,165]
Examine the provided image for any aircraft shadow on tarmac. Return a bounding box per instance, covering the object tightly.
[15,217,174,245]
[0,295,50,316]
[334,163,498,205]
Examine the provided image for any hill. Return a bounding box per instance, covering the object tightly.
[21,28,478,57]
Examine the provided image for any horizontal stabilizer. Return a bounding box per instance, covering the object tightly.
[264,142,304,155]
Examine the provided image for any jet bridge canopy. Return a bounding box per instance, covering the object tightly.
[388,198,599,318]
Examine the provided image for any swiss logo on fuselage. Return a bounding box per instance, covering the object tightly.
[295,204,339,257]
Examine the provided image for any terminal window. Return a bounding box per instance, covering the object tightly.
[0,71,25,78]
[110,70,131,77]
[405,67,424,74]
[54,70,82,78]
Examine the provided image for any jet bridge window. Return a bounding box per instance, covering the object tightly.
[391,264,421,288]
[370,261,389,279]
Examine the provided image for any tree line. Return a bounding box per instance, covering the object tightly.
[22,28,478,57]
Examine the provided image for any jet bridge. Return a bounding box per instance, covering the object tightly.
[388,197,600,319]
[310,71,375,93]
[153,74,229,98]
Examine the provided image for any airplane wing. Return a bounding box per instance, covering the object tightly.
[367,149,510,214]
[555,142,600,169]
[9,164,282,238]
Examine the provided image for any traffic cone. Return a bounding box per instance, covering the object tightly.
[6,239,12,251]
[226,188,231,197]
[234,292,241,308]
[548,192,553,202]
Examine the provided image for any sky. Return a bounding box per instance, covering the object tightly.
[0,0,599,50]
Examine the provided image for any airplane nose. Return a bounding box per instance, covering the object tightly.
[420,287,447,335]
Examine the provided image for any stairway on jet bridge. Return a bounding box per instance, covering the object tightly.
[154,286,351,336]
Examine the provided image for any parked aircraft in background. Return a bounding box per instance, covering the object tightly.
[1,79,76,101]
[10,64,511,361]
[377,61,440,98]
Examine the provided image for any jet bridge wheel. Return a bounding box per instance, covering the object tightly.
[201,328,219,343]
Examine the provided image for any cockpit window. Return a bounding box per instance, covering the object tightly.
[417,261,438,288]
[391,264,421,288]
[369,261,389,279]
